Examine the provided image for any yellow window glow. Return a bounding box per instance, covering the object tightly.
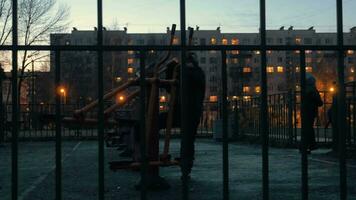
[231,38,239,45]
[267,66,274,73]
[277,66,284,73]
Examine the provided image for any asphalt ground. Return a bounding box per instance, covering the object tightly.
[1,139,356,200]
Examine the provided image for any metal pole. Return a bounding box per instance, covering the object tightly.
[0,66,4,144]
[179,0,189,200]
[139,51,147,200]
[336,0,347,199]
[55,51,62,200]
[221,51,229,200]
[259,0,269,199]
[11,0,19,199]
[97,0,105,199]
[300,51,308,200]
[31,60,35,129]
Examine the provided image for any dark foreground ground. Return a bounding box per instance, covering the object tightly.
[1,139,356,200]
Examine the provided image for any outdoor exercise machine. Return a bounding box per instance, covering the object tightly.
[59,24,195,189]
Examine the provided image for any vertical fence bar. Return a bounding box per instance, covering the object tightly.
[336,0,347,199]
[259,0,269,199]
[55,51,62,200]
[97,0,105,199]
[179,0,189,199]
[11,0,19,199]
[300,50,308,200]
[221,50,229,200]
[139,51,147,200]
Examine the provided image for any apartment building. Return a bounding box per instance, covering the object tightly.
[50,27,356,103]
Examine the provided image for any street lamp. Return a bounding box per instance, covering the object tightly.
[58,87,67,104]
[329,87,335,93]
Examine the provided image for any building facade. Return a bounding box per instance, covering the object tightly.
[50,27,356,103]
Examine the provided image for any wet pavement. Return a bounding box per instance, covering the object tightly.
[1,139,356,200]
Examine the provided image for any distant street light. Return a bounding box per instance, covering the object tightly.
[117,95,125,103]
[58,87,67,104]
[329,87,335,93]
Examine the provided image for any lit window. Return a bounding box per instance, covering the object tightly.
[267,50,272,54]
[348,50,354,55]
[231,38,239,45]
[209,96,218,102]
[243,96,251,100]
[222,38,228,45]
[232,58,238,64]
[255,51,260,55]
[295,37,302,44]
[116,77,122,82]
[243,86,250,93]
[306,66,313,72]
[211,37,217,45]
[226,58,229,64]
[306,58,312,63]
[127,67,134,74]
[351,67,355,73]
[277,66,284,73]
[128,58,134,65]
[231,50,239,55]
[173,36,179,45]
[267,66,274,73]
[243,67,252,73]
[294,50,300,54]
[306,50,313,54]
[128,50,134,55]
[295,67,300,72]
[255,86,261,93]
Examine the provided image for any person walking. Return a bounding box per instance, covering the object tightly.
[303,73,323,153]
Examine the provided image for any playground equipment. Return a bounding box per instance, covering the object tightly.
[57,24,196,189]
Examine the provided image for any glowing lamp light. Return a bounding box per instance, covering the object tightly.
[160,96,166,102]
[116,77,122,82]
[329,87,335,92]
[58,87,66,95]
[118,95,125,102]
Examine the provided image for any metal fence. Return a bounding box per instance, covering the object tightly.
[0,102,219,141]
[1,0,355,200]
[236,88,356,147]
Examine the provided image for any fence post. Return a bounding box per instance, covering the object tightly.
[0,66,4,144]
[288,90,294,145]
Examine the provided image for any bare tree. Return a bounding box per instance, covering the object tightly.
[0,0,12,45]
[0,0,69,103]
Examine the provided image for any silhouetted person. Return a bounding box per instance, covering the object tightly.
[158,53,206,176]
[304,74,323,153]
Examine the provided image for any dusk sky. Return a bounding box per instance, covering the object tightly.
[59,0,356,33]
